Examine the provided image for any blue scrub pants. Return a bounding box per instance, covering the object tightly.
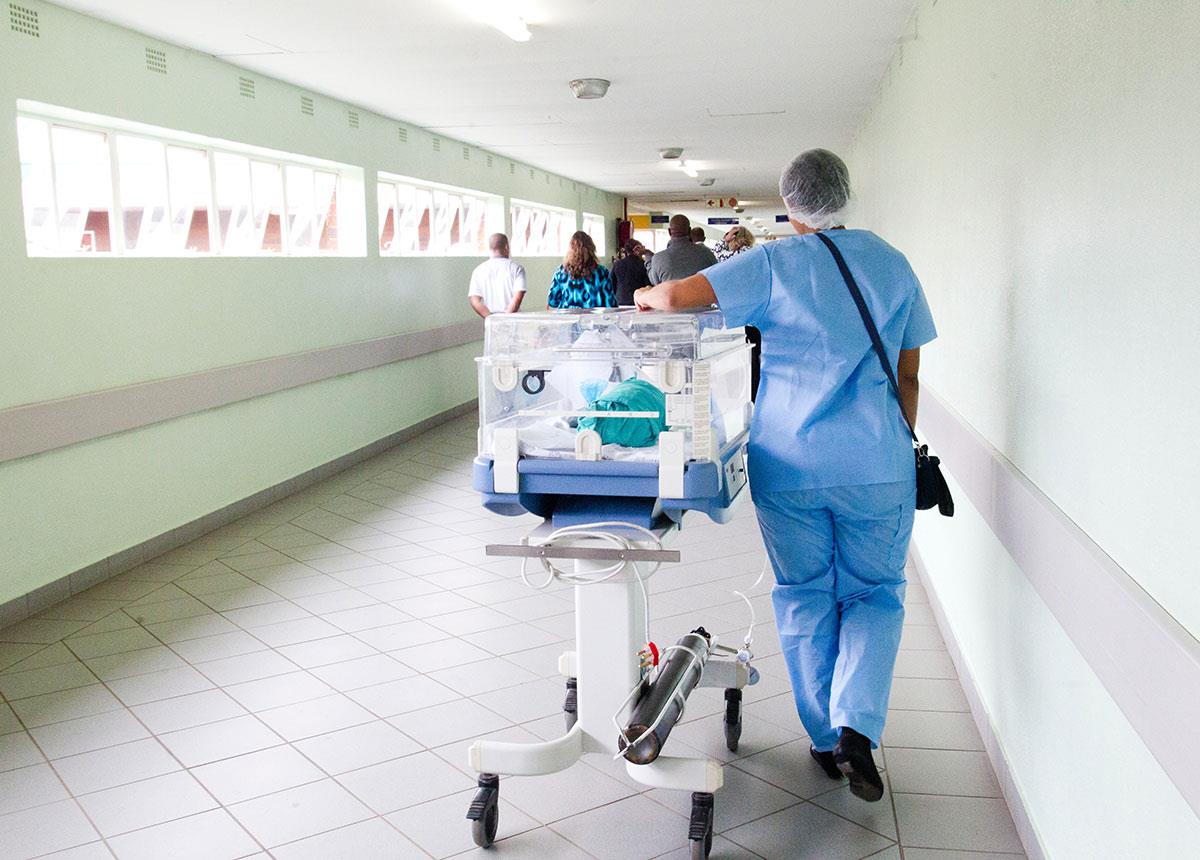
[754,480,915,750]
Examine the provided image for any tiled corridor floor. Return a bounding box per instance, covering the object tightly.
[0,415,1024,859]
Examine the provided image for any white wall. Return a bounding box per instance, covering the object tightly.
[849,0,1200,853]
[0,1,623,604]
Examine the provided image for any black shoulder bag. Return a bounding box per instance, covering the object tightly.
[815,232,954,516]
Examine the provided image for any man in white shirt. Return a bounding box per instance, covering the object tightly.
[468,233,526,318]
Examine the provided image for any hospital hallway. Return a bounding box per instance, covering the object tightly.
[0,415,1019,859]
[2,1,1199,858]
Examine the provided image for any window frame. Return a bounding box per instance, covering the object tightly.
[15,100,364,258]
[376,172,504,258]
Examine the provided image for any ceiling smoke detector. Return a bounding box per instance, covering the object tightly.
[658,147,684,160]
[569,78,610,99]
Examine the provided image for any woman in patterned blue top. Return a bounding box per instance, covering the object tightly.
[547,231,616,309]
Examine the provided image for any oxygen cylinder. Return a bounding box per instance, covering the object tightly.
[619,628,711,764]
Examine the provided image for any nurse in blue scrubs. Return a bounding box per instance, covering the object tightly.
[634,149,936,803]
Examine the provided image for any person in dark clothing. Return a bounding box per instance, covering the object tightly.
[612,238,652,306]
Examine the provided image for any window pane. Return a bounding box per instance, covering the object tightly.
[51,125,114,252]
[285,165,315,252]
[251,161,284,253]
[214,151,255,254]
[116,136,171,253]
[583,213,605,257]
[166,145,211,252]
[16,117,56,254]
[314,171,338,252]
[377,182,397,254]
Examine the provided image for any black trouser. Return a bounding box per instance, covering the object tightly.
[746,326,762,402]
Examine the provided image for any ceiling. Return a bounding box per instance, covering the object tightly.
[53,0,917,210]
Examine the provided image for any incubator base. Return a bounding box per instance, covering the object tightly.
[464,521,757,855]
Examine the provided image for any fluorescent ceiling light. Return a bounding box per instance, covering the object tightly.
[454,1,531,42]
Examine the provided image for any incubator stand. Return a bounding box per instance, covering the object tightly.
[466,309,760,858]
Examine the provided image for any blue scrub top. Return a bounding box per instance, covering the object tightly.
[705,229,936,491]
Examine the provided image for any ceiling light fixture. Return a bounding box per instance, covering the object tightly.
[569,78,610,99]
[698,178,715,187]
[455,1,532,42]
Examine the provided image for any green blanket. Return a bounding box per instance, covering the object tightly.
[577,378,667,448]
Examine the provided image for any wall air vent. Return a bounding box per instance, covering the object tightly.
[145,47,167,74]
[432,137,441,152]
[509,162,515,175]
[347,110,359,129]
[9,3,37,37]
[300,95,314,116]
[486,155,493,169]
[462,146,470,161]
[397,127,408,144]
[238,76,255,98]
[528,168,535,180]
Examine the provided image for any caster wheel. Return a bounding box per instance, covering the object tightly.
[724,688,743,753]
[563,677,578,732]
[467,774,500,848]
[689,792,714,859]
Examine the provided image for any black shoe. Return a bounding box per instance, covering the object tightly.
[833,727,884,802]
[809,745,843,780]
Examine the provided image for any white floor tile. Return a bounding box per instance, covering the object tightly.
[550,793,689,860]
[229,778,373,847]
[195,650,300,686]
[276,635,378,669]
[0,799,99,858]
[889,678,970,713]
[108,665,215,707]
[386,788,540,859]
[337,750,474,814]
[224,671,333,712]
[294,720,422,775]
[396,698,512,748]
[192,744,326,805]
[499,760,638,825]
[347,675,461,718]
[271,817,426,860]
[31,708,150,759]
[0,762,69,815]
[132,689,246,735]
[884,747,1001,797]
[7,681,124,729]
[86,646,187,682]
[427,657,538,697]
[53,737,180,795]
[308,654,416,691]
[77,771,218,837]
[0,661,98,700]
[893,794,1024,853]
[105,808,260,860]
[723,802,894,859]
[256,693,375,741]
[159,714,282,767]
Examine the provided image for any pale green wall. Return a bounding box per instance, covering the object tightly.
[0,0,623,602]
[849,0,1200,851]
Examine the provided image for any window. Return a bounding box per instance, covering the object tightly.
[582,212,606,257]
[15,103,364,257]
[510,199,575,257]
[377,174,502,256]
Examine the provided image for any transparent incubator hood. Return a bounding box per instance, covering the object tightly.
[477,308,751,464]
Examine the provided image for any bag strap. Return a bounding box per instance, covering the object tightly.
[814,232,918,443]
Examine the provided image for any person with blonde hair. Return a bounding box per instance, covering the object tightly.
[548,231,615,309]
[715,225,755,261]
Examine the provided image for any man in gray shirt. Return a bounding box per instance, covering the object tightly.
[648,214,718,284]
